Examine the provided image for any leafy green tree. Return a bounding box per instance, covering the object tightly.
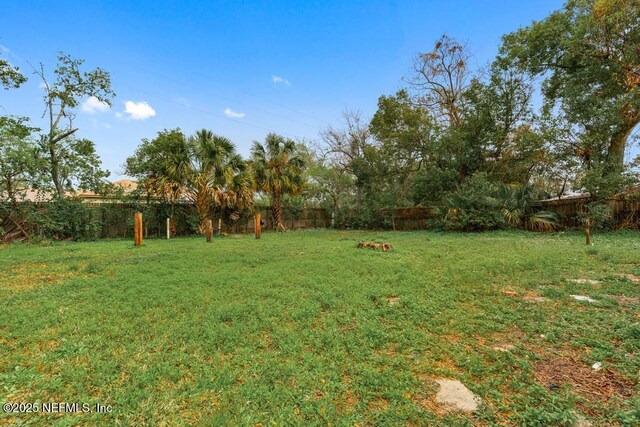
[128,128,252,233]
[461,67,547,185]
[0,51,26,90]
[0,117,42,206]
[441,172,505,231]
[320,111,398,227]
[48,137,111,193]
[125,128,189,207]
[36,53,115,198]
[370,90,435,174]
[501,0,640,174]
[302,147,357,226]
[367,92,437,213]
[251,133,306,231]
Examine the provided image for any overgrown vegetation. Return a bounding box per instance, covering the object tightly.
[1,231,638,425]
[1,0,639,240]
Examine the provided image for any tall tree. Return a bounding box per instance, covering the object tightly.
[461,65,547,185]
[320,111,373,175]
[320,111,399,226]
[407,35,472,127]
[251,133,306,231]
[125,128,190,208]
[36,53,115,198]
[501,0,640,174]
[183,130,252,233]
[300,146,356,226]
[370,90,435,174]
[127,129,253,233]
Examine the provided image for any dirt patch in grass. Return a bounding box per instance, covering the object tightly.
[336,372,360,414]
[617,274,640,284]
[367,397,389,411]
[440,334,462,344]
[387,296,401,305]
[501,290,519,297]
[414,394,450,417]
[411,376,463,418]
[1,262,91,292]
[605,294,640,305]
[534,353,636,413]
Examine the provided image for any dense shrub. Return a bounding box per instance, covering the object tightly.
[578,202,615,231]
[441,173,506,231]
[498,185,559,231]
[412,167,459,206]
[29,199,101,241]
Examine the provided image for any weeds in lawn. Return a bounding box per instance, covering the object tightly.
[1,230,638,425]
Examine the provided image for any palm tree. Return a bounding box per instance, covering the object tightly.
[498,185,558,231]
[168,129,252,233]
[251,133,306,231]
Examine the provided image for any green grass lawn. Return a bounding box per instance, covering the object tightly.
[1,230,639,426]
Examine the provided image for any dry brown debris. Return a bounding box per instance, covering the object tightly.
[534,354,635,411]
[357,241,393,252]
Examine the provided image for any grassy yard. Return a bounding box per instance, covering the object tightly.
[1,230,639,426]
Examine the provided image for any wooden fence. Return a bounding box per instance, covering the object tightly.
[383,206,439,230]
[85,204,333,237]
[533,193,640,229]
[238,208,332,232]
[8,195,638,241]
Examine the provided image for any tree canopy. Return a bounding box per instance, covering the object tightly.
[36,53,114,198]
[500,0,640,173]
[251,133,306,231]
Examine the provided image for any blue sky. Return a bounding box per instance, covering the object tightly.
[1,0,572,179]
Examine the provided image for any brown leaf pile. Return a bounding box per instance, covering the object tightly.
[534,354,635,412]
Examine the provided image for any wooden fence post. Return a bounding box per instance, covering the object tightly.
[218,218,222,235]
[585,218,591,245]
[255,213,261,239]
[166,217,170,239]
[206,219,213,242]
[134,212,143,246]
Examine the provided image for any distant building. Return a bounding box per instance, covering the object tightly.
[8,179,140,203]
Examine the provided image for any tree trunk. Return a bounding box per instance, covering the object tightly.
[194,185,212,234]
[606,115,639,174]
[5,176,17,207]
[272,191,286,231]
[49,144,65,199]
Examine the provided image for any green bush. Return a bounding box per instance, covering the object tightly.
[578,202,615,231]
[29,199,101,241]
[441,173,506,231]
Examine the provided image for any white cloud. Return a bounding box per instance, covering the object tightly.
[272,75,291,86]
[121,101,156,120]
[224,108,245,118]
[0,44,9,54]
[81,96,110,114]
